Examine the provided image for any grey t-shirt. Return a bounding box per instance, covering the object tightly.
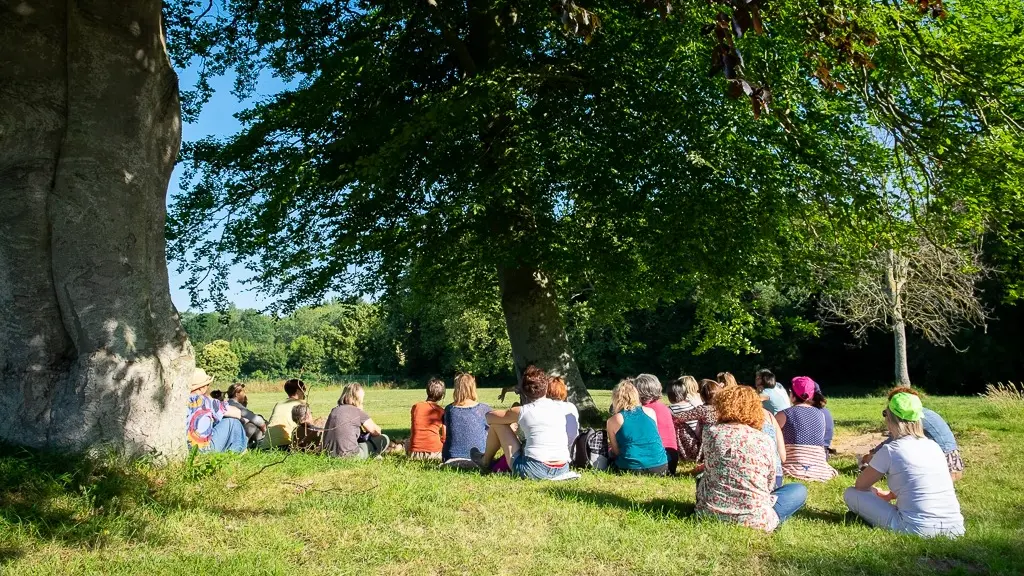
[870,436,964,531]
[322,404,370,457]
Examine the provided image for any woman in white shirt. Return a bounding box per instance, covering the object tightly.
[470,365,574,480]
[844,392,965,538]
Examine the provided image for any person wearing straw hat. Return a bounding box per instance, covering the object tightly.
[843,392,965,538]
[186,368,247,453]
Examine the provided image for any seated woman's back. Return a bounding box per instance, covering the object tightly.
[614,406,668,470]
[779,405,837,481]
[442,402,490,460]
[873,436,963,528]
[518,397,571,463]
[698,423,778,530]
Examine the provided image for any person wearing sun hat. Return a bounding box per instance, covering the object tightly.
[843,392,965,538]
[186,368,247,453]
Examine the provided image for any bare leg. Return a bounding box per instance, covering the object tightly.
[491,423,522,468]
[482,425,502,466]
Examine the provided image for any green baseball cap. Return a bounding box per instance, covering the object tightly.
[888,392,923,422]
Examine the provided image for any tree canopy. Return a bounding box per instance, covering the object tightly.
[164,0,1024,398]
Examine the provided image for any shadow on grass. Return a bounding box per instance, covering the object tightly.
[0,546,24,565]
[545,486,696,519]
[0,443,172,548]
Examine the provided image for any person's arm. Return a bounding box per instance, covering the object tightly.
[854,466,885,492]
[772,416,786,463]
[775,411,787,430]
[606,414,622,456]
[362,417,383,436]
[485,406,521,425]
[223,405,242,419]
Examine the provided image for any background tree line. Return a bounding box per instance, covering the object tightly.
[185,237,1024,393]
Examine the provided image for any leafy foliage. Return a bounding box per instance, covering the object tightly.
[196,339,241,382]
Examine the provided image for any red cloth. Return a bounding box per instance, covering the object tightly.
[408,401,446,453]
[644,400,679,451]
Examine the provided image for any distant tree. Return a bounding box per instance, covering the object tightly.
[241,342,289,376]
[288,335,326,375]
[821,239,990,386]
[197,340,241,382]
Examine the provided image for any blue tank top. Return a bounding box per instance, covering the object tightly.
[614,407,668,470]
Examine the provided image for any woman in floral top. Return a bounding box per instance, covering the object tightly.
[673,379,723,462]
[696,385,808,532]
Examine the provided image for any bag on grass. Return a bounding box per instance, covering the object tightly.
[571,427,609,471]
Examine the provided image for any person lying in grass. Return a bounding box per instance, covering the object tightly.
[322,383,390,459]
[406,377,447,461]
[186,368,247,453]
[471,365,575,480]
[291,403,324,452]
[860,386,964,481]
[697,384,808,532]
[844,392,965,538]
[442,373,491,465]
[606,379,669,476]
[775,377,837,482]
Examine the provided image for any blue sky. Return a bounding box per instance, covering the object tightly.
[167,66,287,313]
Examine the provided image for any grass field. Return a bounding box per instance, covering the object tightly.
[2,389,1023,575]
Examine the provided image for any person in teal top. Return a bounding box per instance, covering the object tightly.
[606,378,669,475]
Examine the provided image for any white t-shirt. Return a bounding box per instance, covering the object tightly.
[870,436,964,530]
[518,397,571,462]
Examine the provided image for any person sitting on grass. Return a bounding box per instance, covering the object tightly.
[667,375,703,417]
[635,373,680,475]
[775,376,838,482]
[441,373,492,464]
[291,403,324,451]
[226,382,267,449]
[755,369,791,415]
[263,378,307,450]
[860,386,964,481]
[697,385,808,532]
[547,376,580,451]
[406,377,447,461]
[606,379,669,476]
[471,365,576,480]
[322,383,390,459]
[717,371,740,387]
[844,392,965,538]
[186,368,247,453]
[673,378,724,462]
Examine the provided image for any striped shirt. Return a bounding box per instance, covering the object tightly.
[780,405,837,482]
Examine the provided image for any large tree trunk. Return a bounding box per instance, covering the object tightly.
[498,266,597,418]
[0,1,192,455]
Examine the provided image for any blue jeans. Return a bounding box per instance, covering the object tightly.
[206,418,247,453]
[511,452,570,480]
[772,482,808,524]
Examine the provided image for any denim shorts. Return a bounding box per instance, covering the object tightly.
[511,452,570,480]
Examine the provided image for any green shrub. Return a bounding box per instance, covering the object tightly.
[196,339,241,382]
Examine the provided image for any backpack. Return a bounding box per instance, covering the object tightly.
[571,427,610,470]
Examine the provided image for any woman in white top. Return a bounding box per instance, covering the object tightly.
[471,365,574,480]
[844,392,965,538]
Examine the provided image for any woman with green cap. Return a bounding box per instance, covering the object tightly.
[843,392,965,538]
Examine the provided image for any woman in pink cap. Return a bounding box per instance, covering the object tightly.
[774,376,837,482]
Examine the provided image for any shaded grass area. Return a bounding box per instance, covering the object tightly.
[2,394,1024,575]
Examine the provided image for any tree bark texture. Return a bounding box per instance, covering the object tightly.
[885,250,912,387]
[0,0,192,455]
[498,266,597,417]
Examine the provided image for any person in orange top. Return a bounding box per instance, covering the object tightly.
[406,377,447,460]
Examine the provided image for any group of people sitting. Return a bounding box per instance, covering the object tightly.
[184,364,967,538]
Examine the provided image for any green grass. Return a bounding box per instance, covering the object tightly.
[2,392,1023,575]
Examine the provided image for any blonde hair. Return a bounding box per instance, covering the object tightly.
[340,382,365,408]
[717,372,739,387]
[885,409,925,440]
[452,373,477,404]
[681,375,701,403]
[611,379,641,414]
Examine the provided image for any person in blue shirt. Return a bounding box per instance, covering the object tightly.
[755,369,791,414]
[861,386,964,481]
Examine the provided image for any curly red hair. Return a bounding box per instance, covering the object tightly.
[713,384,764,429]
[547,376,568,401]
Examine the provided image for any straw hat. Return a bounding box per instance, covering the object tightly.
[189,368,214,392]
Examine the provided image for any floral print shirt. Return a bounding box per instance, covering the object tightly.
[673,405,717,461]
[696,423,779,532]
